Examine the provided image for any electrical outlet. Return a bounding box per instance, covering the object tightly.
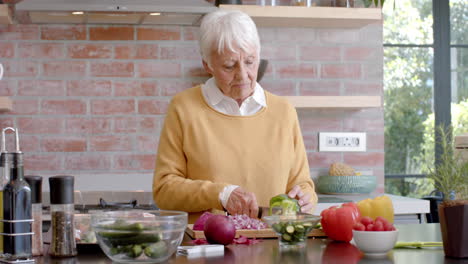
[319,132,366,152]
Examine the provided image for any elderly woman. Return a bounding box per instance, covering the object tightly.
[153,9,317,223]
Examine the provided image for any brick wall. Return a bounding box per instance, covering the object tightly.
[0,21,384,192]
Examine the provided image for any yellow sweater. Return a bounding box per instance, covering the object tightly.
[153,86,317,222]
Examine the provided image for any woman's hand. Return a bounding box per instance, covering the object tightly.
[225,187,258,218]
[288,185,313,213]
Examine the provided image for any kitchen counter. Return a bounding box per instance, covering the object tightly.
[34,224,463,264]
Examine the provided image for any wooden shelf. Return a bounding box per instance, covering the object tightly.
[0,97,13,112]
[219,5,381,28]
[285,96,381,108]
[0,4,12,24]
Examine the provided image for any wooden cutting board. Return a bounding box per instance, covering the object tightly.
[185,224,326,239]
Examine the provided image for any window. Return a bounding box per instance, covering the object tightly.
[383,0,468,197]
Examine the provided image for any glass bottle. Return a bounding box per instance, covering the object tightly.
[2,127,33,259]
[49,175,77,257]
[25,175,43,256]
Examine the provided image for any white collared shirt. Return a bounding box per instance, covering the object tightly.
[201,77,267,209]
[201,77,267,116]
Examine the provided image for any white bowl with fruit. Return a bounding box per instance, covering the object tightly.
[352,216,398,257]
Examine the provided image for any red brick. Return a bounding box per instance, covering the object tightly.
[277,63,317,78]
[114,116,159,133]
[66,117,111,134]
[160,46,201,60]
[261,80,295,96]
[18,80,65,96]
[367,133,384,151]
[343,117,384,132]
[344,47,381,61]
[344,81,382,95]
[261,45,296,61]
[0,80,16,96]
[0,25,39,40]
[24,154,62,171]
[303,134,318,152]
[41,100,86,115]
[90,26,134,41]
[307,152,342,167]
[183,61,209,78]
[43,61,86,78]
[272,28,316,43]
[317,29,360,44]
[67,44,112,59]
[362,63,382,80]
[91,99,135,115]
[17,135,40,152]
[65,155,111,170]
[114,154,155,170]
[138,100,169,115]
[67,80,111,96]
[344,152,384,167]
[183,27,199,41]
[137,27,180,40]
[42,137,87,152]
[300,46,341,61]
[321,64,361,79]
[137,62,181,78]
[114,44,158,59]
[113,81,158,96]
[136,135,159,152]
[90,62,134,77]
[18,43,64,59]
[89,135,132,151]
[41,25,86,40]
[0,118,14,129]
[299,80,341,95]
[3,61,38,77]
[0,43,14,58]
[159,80,198,96]
[11,99,39,115]
[298,114,341,132]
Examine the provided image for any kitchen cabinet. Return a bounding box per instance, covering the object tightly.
[286,96,381,108]
[0,4,13,24]
[0,97,13,112]
[219,5,382,28]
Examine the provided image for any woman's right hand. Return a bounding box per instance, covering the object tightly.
[225,187,258,219]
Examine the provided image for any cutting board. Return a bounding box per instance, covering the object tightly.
[186,224,326,239]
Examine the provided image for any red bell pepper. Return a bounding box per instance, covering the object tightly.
[320,202,361,242]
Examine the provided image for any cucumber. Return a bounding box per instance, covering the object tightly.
[144,241,168,258]
[127,245,143,258]
[285,225,295,234]
[102,233,162,247]
[98,221,145,232]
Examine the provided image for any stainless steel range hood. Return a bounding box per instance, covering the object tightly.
[16,0,218,25]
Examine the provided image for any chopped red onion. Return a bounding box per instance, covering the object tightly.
[228,214,267,230]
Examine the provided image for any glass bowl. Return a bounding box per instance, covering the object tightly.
[352,229,399,257]
[91,210,187,263]
[262,214,321,249]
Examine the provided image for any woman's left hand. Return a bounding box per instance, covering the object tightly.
[288,185,313,213]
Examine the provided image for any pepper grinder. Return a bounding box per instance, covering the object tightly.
[1,127,33,260]
[49,176,77,257]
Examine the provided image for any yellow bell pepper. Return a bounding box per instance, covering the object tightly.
[357,195,394,223]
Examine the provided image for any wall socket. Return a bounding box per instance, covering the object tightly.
[319,132,366,152]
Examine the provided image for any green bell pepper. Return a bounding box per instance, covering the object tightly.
[269,194,300,216]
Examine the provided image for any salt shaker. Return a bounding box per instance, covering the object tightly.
[49,175,77,257]
[25,175,43,256]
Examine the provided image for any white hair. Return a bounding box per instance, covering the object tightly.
[199,10,261,66]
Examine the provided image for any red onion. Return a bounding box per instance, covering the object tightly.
[203,215,236,245]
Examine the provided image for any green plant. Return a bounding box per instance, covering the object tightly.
[426,126,468,201]
[362,0,386,7]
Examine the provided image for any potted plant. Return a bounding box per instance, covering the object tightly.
[427,126,468,258]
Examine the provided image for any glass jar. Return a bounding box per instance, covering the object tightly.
[291,0,313,6]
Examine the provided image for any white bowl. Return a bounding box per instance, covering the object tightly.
[352,230,398,257]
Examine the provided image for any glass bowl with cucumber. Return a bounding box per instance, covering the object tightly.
[91,210,187,263]
[262,214,321,249]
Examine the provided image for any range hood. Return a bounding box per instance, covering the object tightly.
[15,0,218,25]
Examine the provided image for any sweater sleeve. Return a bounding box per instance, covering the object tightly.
[152,97,228,212]
[286,107,318,212]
